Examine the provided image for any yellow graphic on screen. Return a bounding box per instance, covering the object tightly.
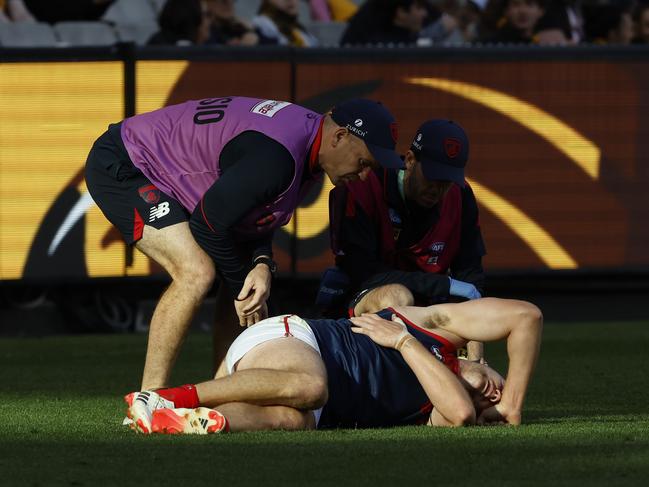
[284,179,335,239]
[406,77,601,180]
[136,61,189,114]
[467,179,577,269]
[0,62,132,279]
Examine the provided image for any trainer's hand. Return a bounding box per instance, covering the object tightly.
[350,314,412,351]
[234,297,268,327]
[235,265,271,326]
[477,403,521,426]
[239,265,271,312]
[449,278,482,300]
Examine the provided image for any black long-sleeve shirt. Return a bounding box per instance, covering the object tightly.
[190,130,315,296]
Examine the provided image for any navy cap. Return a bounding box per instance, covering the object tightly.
[410,119,469,186]
[331,98,403,171]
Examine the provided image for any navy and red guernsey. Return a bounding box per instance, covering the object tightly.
[307,308,459,429]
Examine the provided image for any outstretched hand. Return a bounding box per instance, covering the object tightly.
[350,314,412,350]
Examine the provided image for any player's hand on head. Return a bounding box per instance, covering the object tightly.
[350,313,412,350]
[477,403,521,426]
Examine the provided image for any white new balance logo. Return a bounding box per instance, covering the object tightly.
[149,202,170,222]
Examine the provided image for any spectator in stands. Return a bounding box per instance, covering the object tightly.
[204,0,259,46]
[252,0,319,46]
[341,0,429,45]
[534,0,583,45]
[148,0,211,46]
[582,1,633,45]
[0,0,35,22]
[480,0,545,44]
[309,0,358,21]
[22,0,114,24]
[419,0,485,45]
[632,1,649,44]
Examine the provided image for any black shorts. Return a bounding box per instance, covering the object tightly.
[84,123,188,244]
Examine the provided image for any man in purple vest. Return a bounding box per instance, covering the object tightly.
[321,119,486,359]
[84,96,403,390]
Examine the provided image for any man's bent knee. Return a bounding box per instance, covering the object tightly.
[355,284,414,315]
[292,373,328,410]
[270,407,315,430]
[173,260,215,296]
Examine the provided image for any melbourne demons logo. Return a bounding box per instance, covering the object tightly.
[138,184,160,204]
[444,138,461,158]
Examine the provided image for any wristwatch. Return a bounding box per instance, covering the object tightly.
[253,256,277,276]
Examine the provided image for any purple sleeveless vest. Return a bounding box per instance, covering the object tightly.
[120,97,322,238]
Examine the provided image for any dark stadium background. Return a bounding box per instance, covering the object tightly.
[1,45,648,335]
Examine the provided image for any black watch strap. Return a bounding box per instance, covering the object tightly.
[253,256,277,275]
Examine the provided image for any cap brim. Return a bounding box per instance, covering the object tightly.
[421,158,466,187]
[366,143,404,171]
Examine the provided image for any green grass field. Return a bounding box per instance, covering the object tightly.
[1,321,648,486]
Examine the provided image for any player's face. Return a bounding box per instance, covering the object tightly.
[459,362,505,412]
[405,157,452,208]
[324,130,376,186]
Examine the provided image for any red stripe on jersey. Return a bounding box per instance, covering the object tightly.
[387,307,456,350]
[200,197,216,233]
[133,208,144,241]
[308,119,324,173]
[387,307,459,374]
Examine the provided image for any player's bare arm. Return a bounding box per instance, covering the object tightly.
[350,313,475,427]
[394,298,543,425]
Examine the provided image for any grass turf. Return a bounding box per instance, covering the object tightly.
[0,321,648,486]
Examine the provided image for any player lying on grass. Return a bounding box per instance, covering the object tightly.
[125,284,542,433]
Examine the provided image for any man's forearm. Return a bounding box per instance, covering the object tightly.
[399,338,475,426]
[500,308,543,415]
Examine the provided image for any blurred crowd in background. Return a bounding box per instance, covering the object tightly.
[1,0,648,48]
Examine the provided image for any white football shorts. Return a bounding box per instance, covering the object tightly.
[224,314,323,425]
